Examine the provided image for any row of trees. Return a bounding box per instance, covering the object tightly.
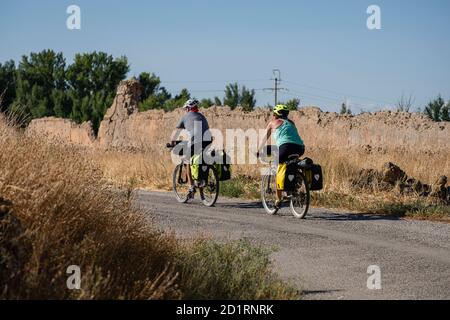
[339,95,449,122]
[0,50,268,133]
[394,93,449,121]
[138,78,259,112]
[1,50,447,133]
[0,50,129,131]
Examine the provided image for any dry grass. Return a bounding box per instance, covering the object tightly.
[96,149,173,191]
[306,148,450,192]
[95,145,449,218]
[0,118,298,300]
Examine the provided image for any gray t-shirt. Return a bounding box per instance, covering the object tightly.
[176,112,211,145]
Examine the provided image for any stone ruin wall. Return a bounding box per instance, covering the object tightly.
[26,79,450,155]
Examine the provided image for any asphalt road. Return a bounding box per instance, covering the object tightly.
[137,190,450,300]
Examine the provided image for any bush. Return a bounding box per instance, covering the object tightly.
[177,240,299,300]
[424,95,450,122]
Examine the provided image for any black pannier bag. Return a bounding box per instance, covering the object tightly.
[284,162,300,192]
[309,164,323,191]
[216,150,232,181]
[209,149,231,181]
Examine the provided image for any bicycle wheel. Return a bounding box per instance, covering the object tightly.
[200,166,219,207]
[290,172,310,219]
[261,172,279,215]
[172,164,190,203]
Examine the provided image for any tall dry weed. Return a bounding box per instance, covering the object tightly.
[0,118,298,299]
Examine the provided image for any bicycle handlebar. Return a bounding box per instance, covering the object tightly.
[166,140,184,149]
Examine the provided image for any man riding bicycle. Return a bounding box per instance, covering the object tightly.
[171,99,212,199]
[257,104,305,208]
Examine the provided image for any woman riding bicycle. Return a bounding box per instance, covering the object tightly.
[258,104,305,208]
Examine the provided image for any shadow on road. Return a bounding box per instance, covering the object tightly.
[218,200,403,222]
[302,289,344,297]
[308,211,402,222]
[219,201,264,210]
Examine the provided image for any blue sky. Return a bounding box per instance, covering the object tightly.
[1,0,449,112]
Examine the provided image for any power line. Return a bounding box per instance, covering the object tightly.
[262,69,287,106]
[283,89,375,113]
[283,80,394,106]
[157,75,386,112]
[161,79,268,84]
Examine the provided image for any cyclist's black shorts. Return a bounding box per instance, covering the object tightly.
[190,141,212,157]
[278,143,305,163]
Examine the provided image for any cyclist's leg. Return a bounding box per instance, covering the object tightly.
[186,144,196,193]
[275,144,290,204]
[276,143,304,203]
[197,141,212,193]
[186,163,194,188]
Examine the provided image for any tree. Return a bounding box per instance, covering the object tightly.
[285,98,300,111]
[214,96,222,106]
[223,82,256,111]
[139,87,172,111]
[340,102,352,115]
[396,93,414,112]
[424,95,450,122]
[0,60,16,112]
[240,86,256,111]
[66,51,129,131]
[138,72,161,102]
[443,103,450,121]
[163,88,190,111]
[14,50,68,120]
[223,83,240,109]
[200,98,213,109]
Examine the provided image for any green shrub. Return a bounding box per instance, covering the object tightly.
[177,240,300,300]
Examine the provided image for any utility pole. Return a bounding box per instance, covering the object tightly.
[264,69,286,106]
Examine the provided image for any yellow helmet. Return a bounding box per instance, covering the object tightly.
[273,104,289,117]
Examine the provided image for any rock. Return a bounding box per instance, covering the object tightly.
[350,168,383,190]
[103,79,143,120]
[430,175,449,203]
[436,175,447,186]
[0,196,13,216]
[398,178,430,196]
[381,162,406,185]
[98,79,143,149]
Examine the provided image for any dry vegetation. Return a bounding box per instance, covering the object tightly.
[96,145,450,219]
[0,117,298,299]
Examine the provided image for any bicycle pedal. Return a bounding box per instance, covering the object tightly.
[187,188,196,199]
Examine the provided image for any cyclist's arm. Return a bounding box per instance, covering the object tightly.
[170,128,183,144]
[171,117,185,144]
[257,122,273,154]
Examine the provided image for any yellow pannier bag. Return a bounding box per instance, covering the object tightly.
[190,154,201,181]
[276,163,287,191]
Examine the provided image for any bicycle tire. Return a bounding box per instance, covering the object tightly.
[172,164,190,203]
[201,165,219,207]
[261,173,279,215]
[289,172,310,219]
